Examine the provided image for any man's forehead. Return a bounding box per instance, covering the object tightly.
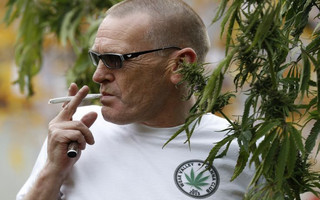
[98,13,151,37]
[92,13,152,52]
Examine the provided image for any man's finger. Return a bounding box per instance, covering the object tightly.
[81,112,98,128]
[80,112,98,145]
[57,86,89,121]
[62,83,78,108]
[49,120,95,146]
[68,83,79,96]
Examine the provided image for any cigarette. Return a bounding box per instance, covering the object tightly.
[48,94,102,104]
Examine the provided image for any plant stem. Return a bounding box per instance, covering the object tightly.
[218,110,234,127]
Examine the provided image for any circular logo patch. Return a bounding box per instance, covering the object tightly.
[174,160,220,199]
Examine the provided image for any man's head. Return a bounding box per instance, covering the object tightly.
[105,0,210,63]
[91,0,210,127]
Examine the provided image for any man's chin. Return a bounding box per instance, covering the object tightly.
[100,106,134,125]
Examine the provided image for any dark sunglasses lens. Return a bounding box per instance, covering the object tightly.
[100,54,122,69]
[89,52,100,66]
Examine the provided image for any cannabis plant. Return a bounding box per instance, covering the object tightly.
[169,0,320,199]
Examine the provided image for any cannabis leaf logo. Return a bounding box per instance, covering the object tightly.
[184,168,209,190]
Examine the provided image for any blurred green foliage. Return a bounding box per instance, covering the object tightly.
[4,0,120,95]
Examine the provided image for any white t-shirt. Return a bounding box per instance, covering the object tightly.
[17,105,254,199]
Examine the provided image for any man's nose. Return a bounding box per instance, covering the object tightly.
[92,61,115,83]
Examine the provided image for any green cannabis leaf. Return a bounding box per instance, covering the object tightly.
[184,168,209,190]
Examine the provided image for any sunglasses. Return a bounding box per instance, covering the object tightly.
[88,46,181,69]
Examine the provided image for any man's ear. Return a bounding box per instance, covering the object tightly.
[169,48,197,85]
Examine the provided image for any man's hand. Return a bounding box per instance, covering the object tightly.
[24,83,98,200]
[46,83,97,177]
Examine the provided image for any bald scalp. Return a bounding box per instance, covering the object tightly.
[105,0,210,63]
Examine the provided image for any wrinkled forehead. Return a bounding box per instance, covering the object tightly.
[92,13,152,53]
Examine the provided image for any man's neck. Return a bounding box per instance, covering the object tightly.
[140,96,196,128]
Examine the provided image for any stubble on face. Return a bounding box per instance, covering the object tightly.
[94,13,178,126]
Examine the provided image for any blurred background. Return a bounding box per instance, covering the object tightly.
[0,0,319,199]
